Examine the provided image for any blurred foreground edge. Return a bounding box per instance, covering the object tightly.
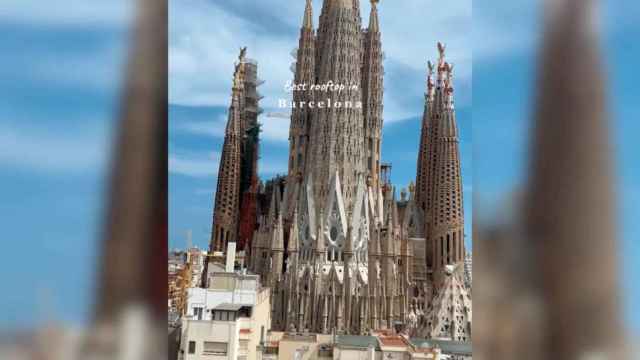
[82,0,167,359]
[475,0,630,359]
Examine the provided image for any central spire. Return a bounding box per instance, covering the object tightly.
[307,0,365,213]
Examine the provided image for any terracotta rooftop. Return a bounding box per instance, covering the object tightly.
[378,335,409,347]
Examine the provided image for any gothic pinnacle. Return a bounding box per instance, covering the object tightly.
[316,208,325,255]
[437,42,448,80]
[302,0,313,29]
[288,209,299,253]
[232,47,247,90]
[368,0,379,32]
[272,212,284,252]
[427,61,435,94]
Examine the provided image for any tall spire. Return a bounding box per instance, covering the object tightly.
[307,0,365,214]
[284,0,316,223]
[424,43,465,281]
[208,49,245,256]
[368,0,379,32]
[415,61,434,212]
[361,0,383,193]
[302,0,313,29]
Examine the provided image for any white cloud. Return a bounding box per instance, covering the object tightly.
[169,150,220,177]
[259,112,290,142]
[259,158,288,176]
[169,0,294,108]
[176,114,227,138]
[173,110,290,142]
[0,121,111,174]
[169,0,473,125]
[168,148,286,178]
[473,0,539,61]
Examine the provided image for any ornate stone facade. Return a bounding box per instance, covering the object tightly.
[245,0,471,340]
[208,0,471,341]
[417,43,466,285]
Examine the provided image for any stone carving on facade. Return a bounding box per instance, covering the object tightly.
[205,0,473,341]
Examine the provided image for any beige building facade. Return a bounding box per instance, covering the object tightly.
[179,272,271,360]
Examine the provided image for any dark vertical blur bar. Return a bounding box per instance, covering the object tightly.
[526,0,625,358]
[94,0,167,334]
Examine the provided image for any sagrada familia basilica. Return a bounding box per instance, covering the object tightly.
[203,0,471,342]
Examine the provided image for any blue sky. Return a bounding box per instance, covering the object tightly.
[169,0,473,252]
[0,0,132,328]
[474,0,640,336]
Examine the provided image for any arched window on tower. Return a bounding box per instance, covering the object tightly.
[446,234,451,264]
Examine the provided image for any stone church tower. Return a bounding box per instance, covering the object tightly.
[306,0,366,214]
[284,0,315,222]
[247,0,470,340]
[416,44,465,280]
[209,52,245,253]
[204,49,262,287]
[252,0,406,336]
[361,0,384,193]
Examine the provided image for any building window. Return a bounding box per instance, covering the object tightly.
[188,341,196,354]
[203,341,228,356]
[213,310,237,321]
[318,345,333,357]
[239,339,250,350]
[193,307,203,320]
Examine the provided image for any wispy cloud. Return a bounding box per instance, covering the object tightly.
[168,148,286,179]
[259,157,288,177]
[473,0,538,61]
[176,114,227,138]
[169,150,220,178]
[169,0,472,124]
[0,121,110,174]
[172,108,291,143]
[259,112,290,142]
